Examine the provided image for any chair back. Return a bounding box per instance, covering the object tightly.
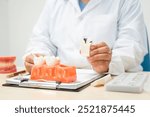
[141,27,150,71]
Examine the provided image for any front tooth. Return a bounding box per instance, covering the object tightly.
[33,57,38,65]
[38,56,45,65]
[45,56,55,66]
[45,56,60,66]
[34,56,45,65]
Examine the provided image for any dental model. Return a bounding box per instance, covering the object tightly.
[31,55,76,83]
[0,56,17,74]
[80,38,92,57]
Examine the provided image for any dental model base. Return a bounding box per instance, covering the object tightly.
[105,73,147,93]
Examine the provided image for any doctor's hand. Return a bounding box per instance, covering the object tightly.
[24,53,44,73]
[87,42,112,74]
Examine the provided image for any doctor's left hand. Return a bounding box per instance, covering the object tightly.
[88,42,112,73]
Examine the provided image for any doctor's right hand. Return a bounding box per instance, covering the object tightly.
[24,53,43,73]
[87,42,112,74]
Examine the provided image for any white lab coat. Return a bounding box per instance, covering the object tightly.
[26,0,147,75]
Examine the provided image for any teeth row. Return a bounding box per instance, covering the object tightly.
[33,56,60,66]
[0,63,14,67]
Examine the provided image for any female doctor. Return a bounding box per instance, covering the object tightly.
[24,0,147,75]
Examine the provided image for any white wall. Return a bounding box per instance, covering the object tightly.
[0,0,150,66]
[0,0,9,55]
[8,0,46,66]
[141,0,150,28]
[141,0,150,43]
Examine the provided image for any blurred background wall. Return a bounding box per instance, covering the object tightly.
[0,0,9,55]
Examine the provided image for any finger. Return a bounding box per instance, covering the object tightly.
[25,55,34,64]
[89,60,110,73]
[90,42,107,50]
[88,53,112,62]
[90,46,110,56]
[34,53,45,57]
[24,62,34,73]
[90,60,109,66]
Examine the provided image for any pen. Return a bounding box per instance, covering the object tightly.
[7,70,27,78]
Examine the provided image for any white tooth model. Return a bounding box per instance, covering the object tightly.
[32,54,60,66]
[33,56,45,66]
[80,38,92,57]
[44,56,60,66]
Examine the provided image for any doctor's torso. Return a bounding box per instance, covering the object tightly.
[42,0,123,68]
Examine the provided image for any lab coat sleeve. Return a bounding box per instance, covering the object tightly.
[109,0,148,75]
[25,0,57,57]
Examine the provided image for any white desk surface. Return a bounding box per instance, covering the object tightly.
[0,72,150,100]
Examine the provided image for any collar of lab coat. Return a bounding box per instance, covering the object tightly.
[68,0,103,15]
